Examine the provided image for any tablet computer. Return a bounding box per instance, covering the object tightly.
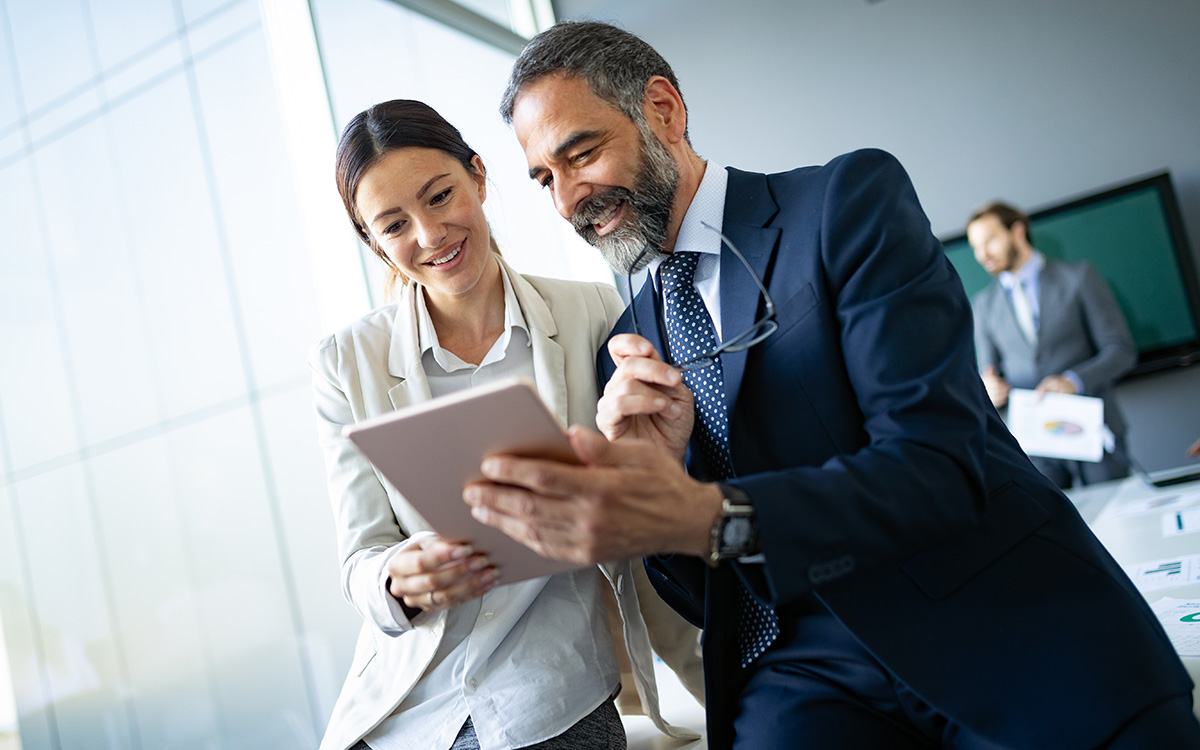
[343,377,584,584]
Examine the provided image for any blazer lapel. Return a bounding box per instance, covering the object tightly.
[387,281,433,410]
[633,274,667,365]
[719,169,781,414]
[506,260,570,427]
[1034,259,1063,350]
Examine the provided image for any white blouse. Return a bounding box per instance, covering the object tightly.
[363,265,620,750]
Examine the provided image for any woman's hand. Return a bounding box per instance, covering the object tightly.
[385,535,498,614]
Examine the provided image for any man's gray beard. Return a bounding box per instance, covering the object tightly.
[570,127,679,275]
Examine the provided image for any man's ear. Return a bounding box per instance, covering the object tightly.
[642,76,687,144]
[1012,221,1028,245]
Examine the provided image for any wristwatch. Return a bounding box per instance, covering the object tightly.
[708,483,759,564]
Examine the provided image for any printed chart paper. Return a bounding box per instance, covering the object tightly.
[1122,554,1200,592]
[1109,489,1200,519]
[1152,598,1200,657]
[1162,507,1200,537]
[1007,389,1105,462]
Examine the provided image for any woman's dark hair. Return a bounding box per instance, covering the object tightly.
[335,99,500,298]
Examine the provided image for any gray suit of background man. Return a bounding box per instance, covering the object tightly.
[967,201,1136,488]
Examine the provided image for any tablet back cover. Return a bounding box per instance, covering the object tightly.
[343,377,583,583]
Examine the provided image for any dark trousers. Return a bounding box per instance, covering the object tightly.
[730,603,1200,749]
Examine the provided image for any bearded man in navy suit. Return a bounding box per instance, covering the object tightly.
[464,21,1200,750]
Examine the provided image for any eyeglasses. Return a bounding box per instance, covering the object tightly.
[627,220,778,372]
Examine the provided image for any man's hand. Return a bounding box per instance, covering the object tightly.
[981,365,1010,407]
[463,426,723,565]
[596,334,694,462]
[1035,374,1078,397]
[1188,438,1200,459]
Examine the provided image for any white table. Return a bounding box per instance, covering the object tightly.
[1067,474,1200,716]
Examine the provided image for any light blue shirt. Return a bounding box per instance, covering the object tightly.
[647,162,729,338]
[998,251,1084,393]
[998,250,1045,332]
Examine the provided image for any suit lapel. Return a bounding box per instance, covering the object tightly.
[633,274,667,365]
[718,169,781,414]
[1034,259,1063,351]
[507,261,570,427]
[387,281,433,410]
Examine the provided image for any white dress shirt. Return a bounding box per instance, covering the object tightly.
[365,264,619,750]
[646,162,729,338]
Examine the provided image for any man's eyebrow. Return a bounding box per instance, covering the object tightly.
[527,130,605,179]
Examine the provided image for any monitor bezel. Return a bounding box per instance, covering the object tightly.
[942,171,1200,377]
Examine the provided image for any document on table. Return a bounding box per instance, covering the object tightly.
[1006,389,1105,462]
[1152,598,1200,657]
[1109,489,1200,519]
[1122,554,1200,592]
[1163,507,1200,537]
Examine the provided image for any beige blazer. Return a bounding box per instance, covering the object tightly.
[309,258,703,750]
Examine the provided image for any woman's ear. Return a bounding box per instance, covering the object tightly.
[470,154,487,201]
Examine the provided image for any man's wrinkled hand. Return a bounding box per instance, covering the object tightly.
[596,334,694,462]
[462,426,721,566]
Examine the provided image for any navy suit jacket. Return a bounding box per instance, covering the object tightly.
[599,150,1189,749]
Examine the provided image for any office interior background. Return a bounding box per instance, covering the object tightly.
[1,0,1198,748]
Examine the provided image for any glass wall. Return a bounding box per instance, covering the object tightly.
[0,0,600,747]
[0,0,357,746]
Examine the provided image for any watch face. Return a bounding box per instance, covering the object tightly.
[723,516,753,550]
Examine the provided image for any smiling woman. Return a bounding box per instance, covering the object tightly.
[335,101,507,304]
[309,99,703,750]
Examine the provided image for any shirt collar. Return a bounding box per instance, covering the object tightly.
[998,250,1044,289]
[415,257,530,372]
[647,162,728,282]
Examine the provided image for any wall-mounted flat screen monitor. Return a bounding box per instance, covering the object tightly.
[941,171,1200,376]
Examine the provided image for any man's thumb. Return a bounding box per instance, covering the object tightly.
[567,425,612,466]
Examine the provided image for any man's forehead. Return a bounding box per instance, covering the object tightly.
[513,75,628,136]
[970,215,1005,235]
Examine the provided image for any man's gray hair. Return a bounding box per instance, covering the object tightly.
[499,21,688,139]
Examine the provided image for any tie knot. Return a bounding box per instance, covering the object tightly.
[660,251,701,296]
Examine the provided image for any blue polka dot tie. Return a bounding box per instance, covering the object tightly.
[659,251,779,668]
